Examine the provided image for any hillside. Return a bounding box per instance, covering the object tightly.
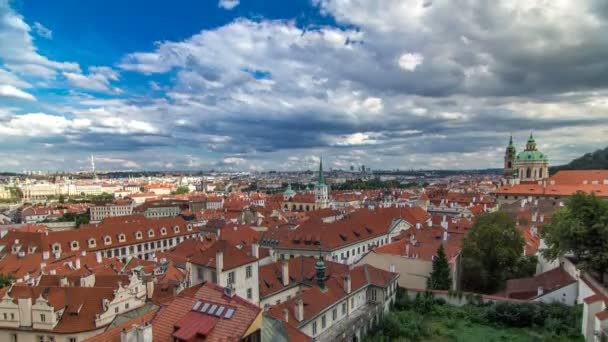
[551,147,608,173]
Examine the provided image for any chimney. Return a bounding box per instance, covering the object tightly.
[343,274,351,294]
[282,260,289,286]
[252,241,259,259]
[443,231,448,241]
[81,250,87,257]
[215,250,223,273]
[60,276,68,287]
[42,251,50,260]
[295,298,304,322]
[50,269,56,275]
[283,308,289,323]
[96,252,102,264]
[537,286,544,296]
[75,258,81,269]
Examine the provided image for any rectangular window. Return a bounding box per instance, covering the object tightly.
[197,267,203,280]
[342,302,346,315]
[312,321,317,335]
[47,337,55,342]
[40,314,45,322]
[68,338,77,342]
[11,333,17,342]
[3,313,6,319]
[332,308,337,321]
[228,271,235,285]
[37,336,44,342]
[247,288,252,299]
[115,307,119,313]
[351,298,354,308]
[246,265,252,279]
[125,303,129,309]
[321,314,326,329]
[211,271,217,284]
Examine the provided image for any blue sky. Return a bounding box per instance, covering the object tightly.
[1,0,608,172]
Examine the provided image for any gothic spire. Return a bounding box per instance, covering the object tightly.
[318,156,325,185]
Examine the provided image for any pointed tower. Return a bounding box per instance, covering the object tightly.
[504,135,516,179]
[314,157,329,209]
[525,132,537,151]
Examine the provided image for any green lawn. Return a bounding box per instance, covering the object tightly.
[423,317,583,342]
[365,290,584,342]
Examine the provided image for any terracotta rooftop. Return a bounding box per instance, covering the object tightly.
[151,282,261,341]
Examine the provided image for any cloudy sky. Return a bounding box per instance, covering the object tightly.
[1,0,607,172]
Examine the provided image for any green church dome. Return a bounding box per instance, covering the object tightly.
[516,150,548,161]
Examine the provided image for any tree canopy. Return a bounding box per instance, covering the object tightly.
[461,211,526,293]
[541,192,608,282]
[427,244,452,290]
[172,186,190,195]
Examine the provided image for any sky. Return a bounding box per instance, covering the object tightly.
[1,0,608,172]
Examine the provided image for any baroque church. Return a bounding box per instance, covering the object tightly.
[282,158,330,211]
[504,133,549,183]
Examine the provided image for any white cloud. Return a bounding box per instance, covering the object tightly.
[218,0,240,10]
[398,52,424,71]
[32,22,52,39]
[0,1,79,78]
[0,84,35,101]
[63,66,120,93]
[0,113,90,136]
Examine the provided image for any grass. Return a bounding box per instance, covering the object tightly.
[423,317,582,342]
[365,290,584,342]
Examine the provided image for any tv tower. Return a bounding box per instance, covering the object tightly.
[91,154,97,180]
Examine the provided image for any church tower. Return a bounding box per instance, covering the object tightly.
[504,135,516,179]
[314,157,329,209]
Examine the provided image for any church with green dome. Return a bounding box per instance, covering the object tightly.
[504,133,549,183]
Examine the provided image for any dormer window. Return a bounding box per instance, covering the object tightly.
[52,243,61,253]
[148,229,155,238]
[104,236,112,245]
[173,226,180,233]
[186,224,192,231]
[135,231,143,240]
[88,239,96,248]
[160,227,167,236]
[71,241,79,250]
[118,234,126,242]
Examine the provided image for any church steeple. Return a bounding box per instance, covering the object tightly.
[504,134,516,179]
[317,157,325,185]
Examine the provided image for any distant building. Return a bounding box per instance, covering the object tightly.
[504,133,549,183]
[282,158,329,211]
[90,200,134,223]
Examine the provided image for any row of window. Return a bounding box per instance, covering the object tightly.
[55,225,194,252]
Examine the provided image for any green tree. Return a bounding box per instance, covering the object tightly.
[461,212,525,293]
[172,186,190,195]
[541,192,608,282]
[427,244,452,290]
[0,274,13,288]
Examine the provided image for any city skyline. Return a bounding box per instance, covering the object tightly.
[2,0,608,172]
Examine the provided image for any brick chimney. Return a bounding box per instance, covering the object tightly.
[283,308,289,323]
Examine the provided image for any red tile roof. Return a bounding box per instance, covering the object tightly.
[267,264,397,327]
[151,282,261,341]
[505,267,576,300]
